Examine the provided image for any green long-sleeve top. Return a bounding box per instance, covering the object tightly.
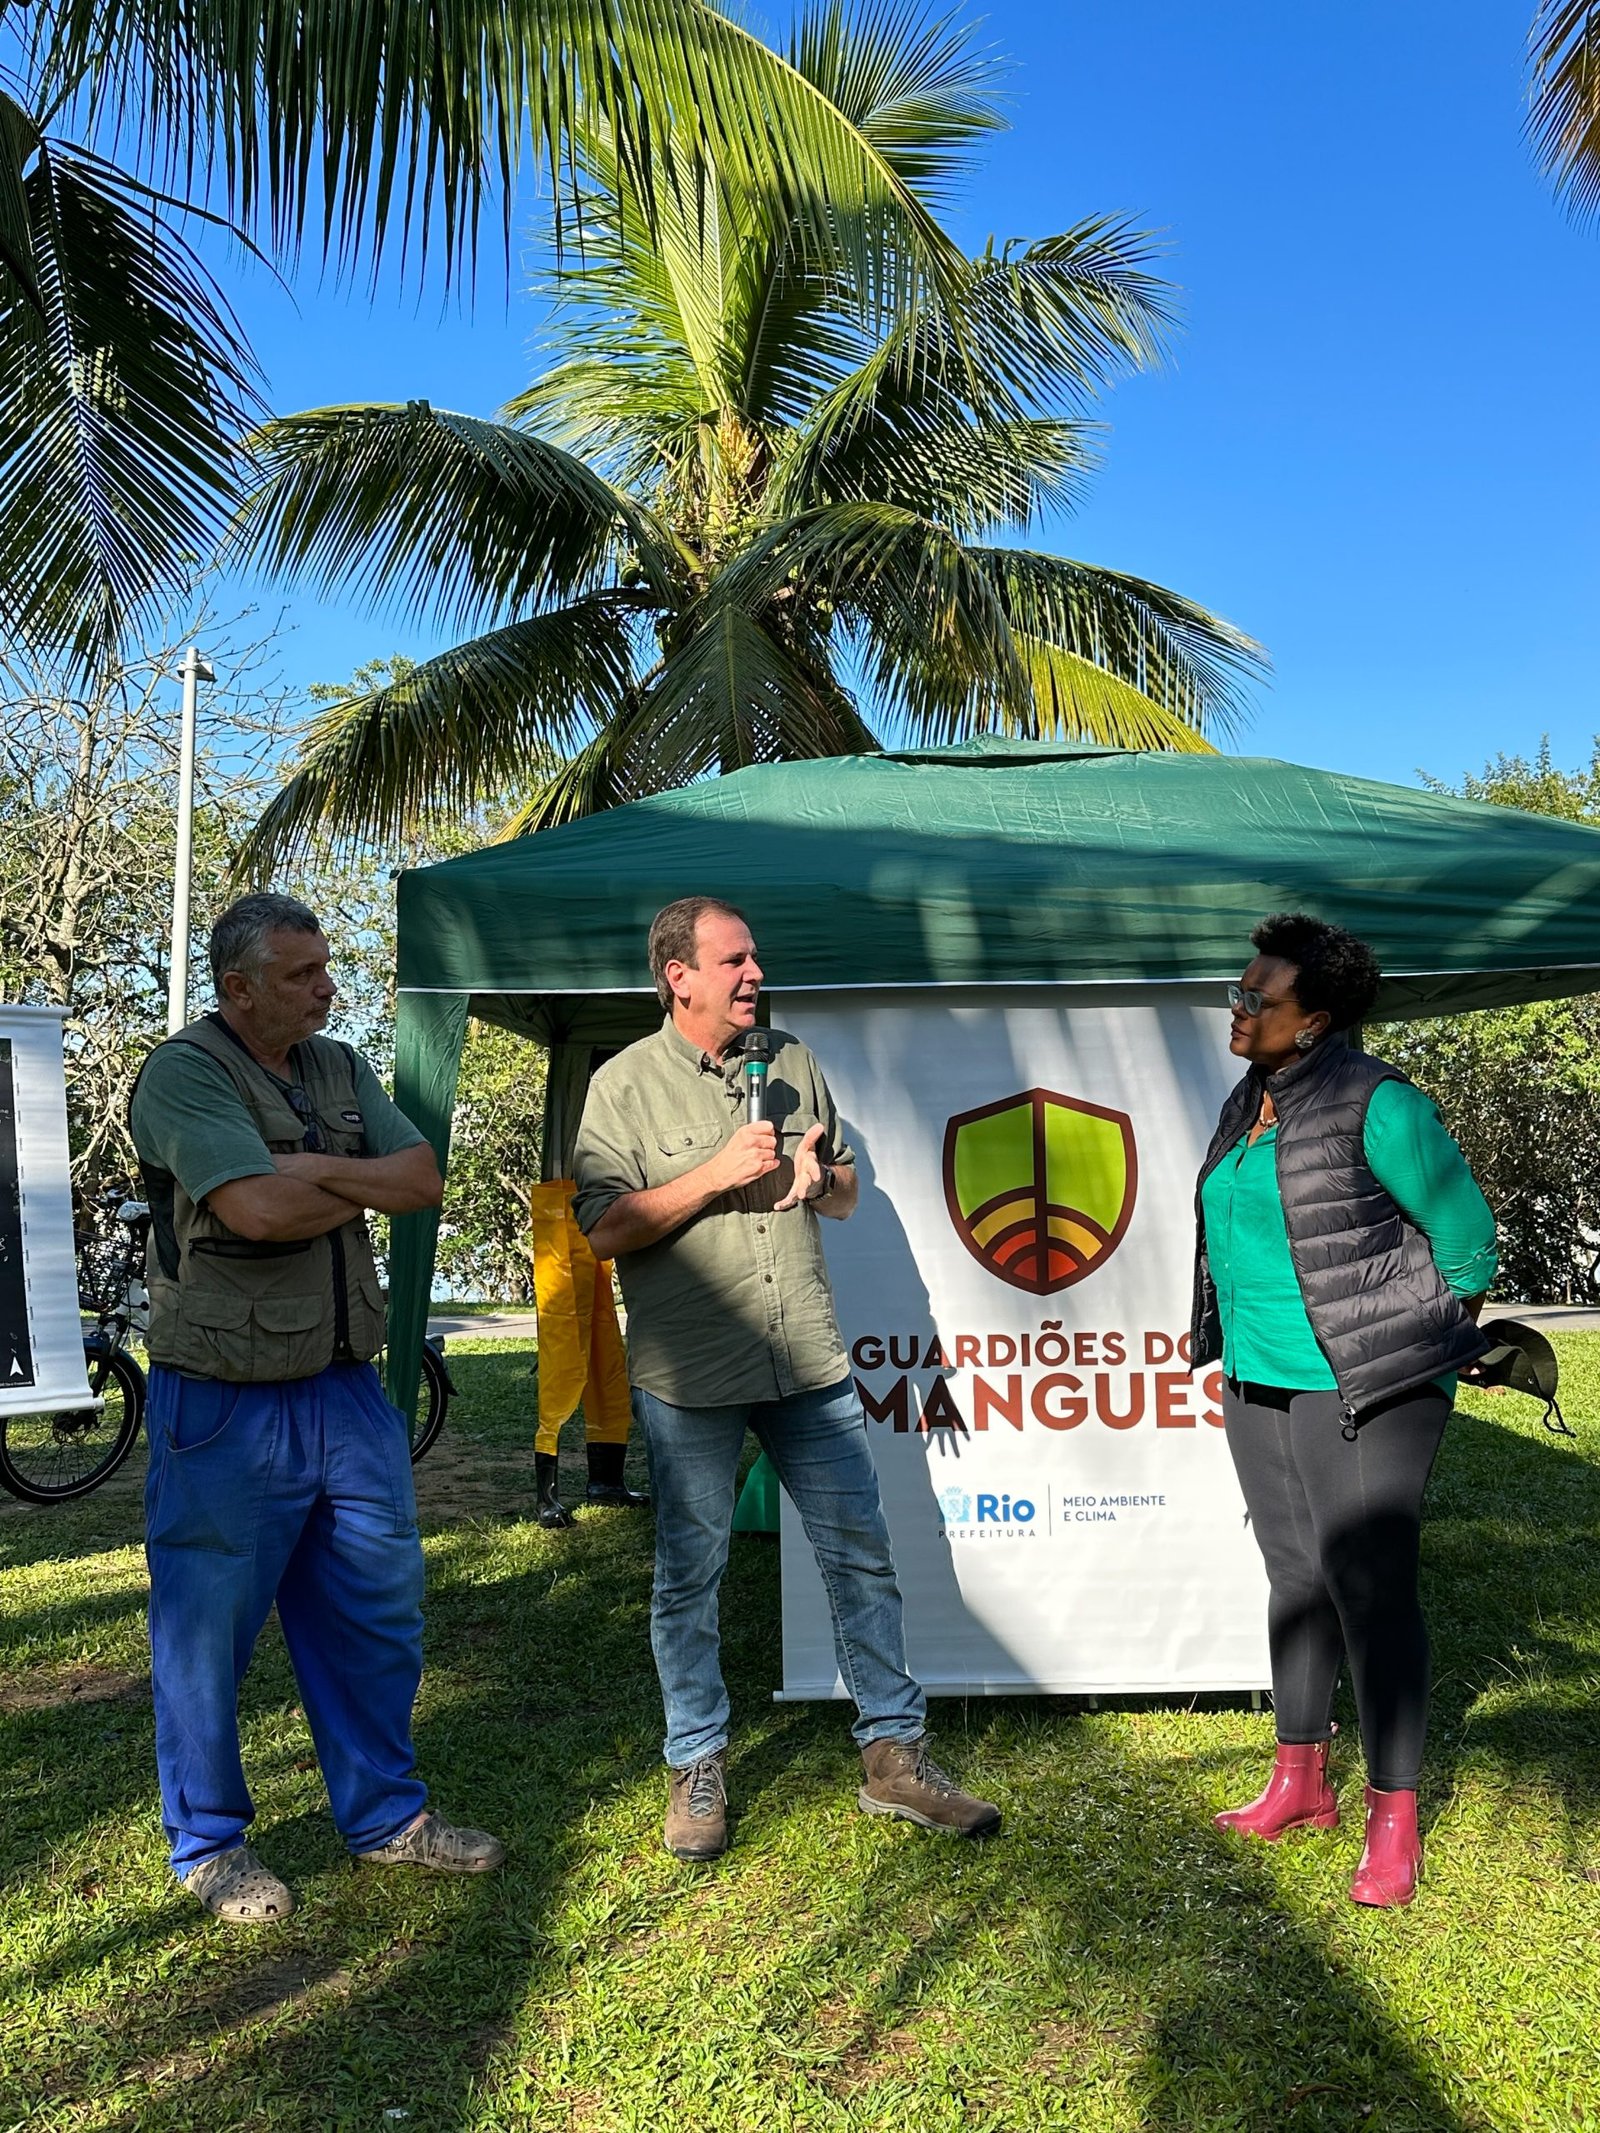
[1200,1077,1498,1393]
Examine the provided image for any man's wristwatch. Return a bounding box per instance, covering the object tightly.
[809,1163,835,1202]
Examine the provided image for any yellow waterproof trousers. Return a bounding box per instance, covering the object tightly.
[530,1181,632,1456]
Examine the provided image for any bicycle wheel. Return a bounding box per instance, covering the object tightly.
[0,1341,146,1505]
[410,1340,451,1464]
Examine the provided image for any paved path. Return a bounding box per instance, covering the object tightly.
[428,1311,538,1340]
[1490,1303,1600,1332]
[427,1303,1600,1342]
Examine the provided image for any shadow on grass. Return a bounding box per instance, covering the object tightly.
[6,1354,1598,2128]
[0,1431,150,1572]
[1422,1403,1600,1849]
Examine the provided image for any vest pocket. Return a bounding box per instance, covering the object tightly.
[177,1288,327,1382]
[177,1288,255,1381]
[252,1293,328,1380]
[347,1271,388,1362]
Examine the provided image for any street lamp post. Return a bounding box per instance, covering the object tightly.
[166,646,215,1036]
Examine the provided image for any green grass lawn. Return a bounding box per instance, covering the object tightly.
[2,1337,1598,2132]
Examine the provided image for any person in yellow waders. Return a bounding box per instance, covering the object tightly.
[530,1180,646,1528]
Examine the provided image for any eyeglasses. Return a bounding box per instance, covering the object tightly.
[284,1082,325,1152]
[1227,983,1294,1016]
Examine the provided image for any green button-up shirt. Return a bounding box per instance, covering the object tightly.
[571,1019,855,1406]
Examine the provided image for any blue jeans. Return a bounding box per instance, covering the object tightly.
[634,1375,926,1767]
[144,1361,428,1874]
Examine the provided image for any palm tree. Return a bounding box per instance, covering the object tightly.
[1,0,965,671]
[237,1,1267,866]
[1528,3,1600,219]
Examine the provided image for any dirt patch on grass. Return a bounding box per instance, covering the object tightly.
[0,1449,147,1525]
[822,2024,924,2095]
[412,1430,542,1524]
[465,2019,519,2076]
[212,1956,355,2029]
[808,1998,931,2096]
[0,1661,146,1713]
[545,2083,626,2132]
[1029,2013,1145,2071]
[411,1435,635,1533]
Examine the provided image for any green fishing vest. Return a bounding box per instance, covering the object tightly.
[134,1016,388,1383]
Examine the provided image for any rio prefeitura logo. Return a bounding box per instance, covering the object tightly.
[942,1088,1138,1296]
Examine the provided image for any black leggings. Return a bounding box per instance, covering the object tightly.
[1223,1379,1450,1793]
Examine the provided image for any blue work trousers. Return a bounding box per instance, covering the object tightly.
[144,1361,428,1875]
[634,1374,926,1768]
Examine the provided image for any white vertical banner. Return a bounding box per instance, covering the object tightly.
[0,1007,93,1416]
[770,988,1269,1698]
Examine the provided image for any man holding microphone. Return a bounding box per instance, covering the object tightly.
[573,896,1000,1861]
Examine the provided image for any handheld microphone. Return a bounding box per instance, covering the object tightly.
[742,1028,775,1124]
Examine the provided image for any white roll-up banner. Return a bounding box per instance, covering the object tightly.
[770,988,1270,1698]
[0,1007,94,1417]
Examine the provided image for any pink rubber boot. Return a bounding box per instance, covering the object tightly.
[1349,1786,1422,1907]
[1214,1741,1339,1841]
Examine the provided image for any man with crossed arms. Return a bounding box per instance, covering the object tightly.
[132,893,503,1922]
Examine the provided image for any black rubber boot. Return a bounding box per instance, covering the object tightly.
[587,1440,649,1509]
[535,1451,574,1529]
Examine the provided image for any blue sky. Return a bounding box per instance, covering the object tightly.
[213,0,1600,792]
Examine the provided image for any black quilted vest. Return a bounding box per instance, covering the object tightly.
[1190,1033,1489,1421]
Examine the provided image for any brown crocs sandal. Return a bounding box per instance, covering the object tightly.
[355,1810,505,1873]
[185,1845,295,1925]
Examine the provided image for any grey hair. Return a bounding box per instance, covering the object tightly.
[647,896,748,1011]
[208,892,323,995]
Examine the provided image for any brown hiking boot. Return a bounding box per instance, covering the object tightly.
[859,1737,1001,1838]
[665,1751,729,1861]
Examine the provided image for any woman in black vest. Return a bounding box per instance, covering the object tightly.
[1193,913,1496,1907]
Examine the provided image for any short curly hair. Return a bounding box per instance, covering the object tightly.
[1250,912,1382,1031]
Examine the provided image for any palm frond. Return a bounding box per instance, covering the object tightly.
[40,0,968,305]
[724,0,1013,428]
[236,596,644,871]
[770,217,1170,528]
[500,613,878,834]
[717,502,1027,720]
[777,337,1101,527]
[736,241,869,433]
[642,596,880,778]
[1529,2,1600,222]
[0,133,262,668]
[969,546,1267,738]
[522,4,1011,448]
[714,509,1263,747]
[607,0,970,317]
[961,221,1176,404]
[507,358,709,496]
[0,90,43,311]
[495,728,642,837]
[790,0,1007,208]
[238,402,673,632]
[1013,638,1218,753]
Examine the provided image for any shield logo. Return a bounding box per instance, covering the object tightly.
[942,1088,1138,1295]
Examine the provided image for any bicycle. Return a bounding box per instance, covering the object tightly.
[0,1195,455,1505]
[396,1335,455,1464]
[0,1192,150,1504]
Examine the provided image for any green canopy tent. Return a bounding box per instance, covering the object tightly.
[387,738,1600,1413]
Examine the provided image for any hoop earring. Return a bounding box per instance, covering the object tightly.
[1293,1029,1316,1051]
